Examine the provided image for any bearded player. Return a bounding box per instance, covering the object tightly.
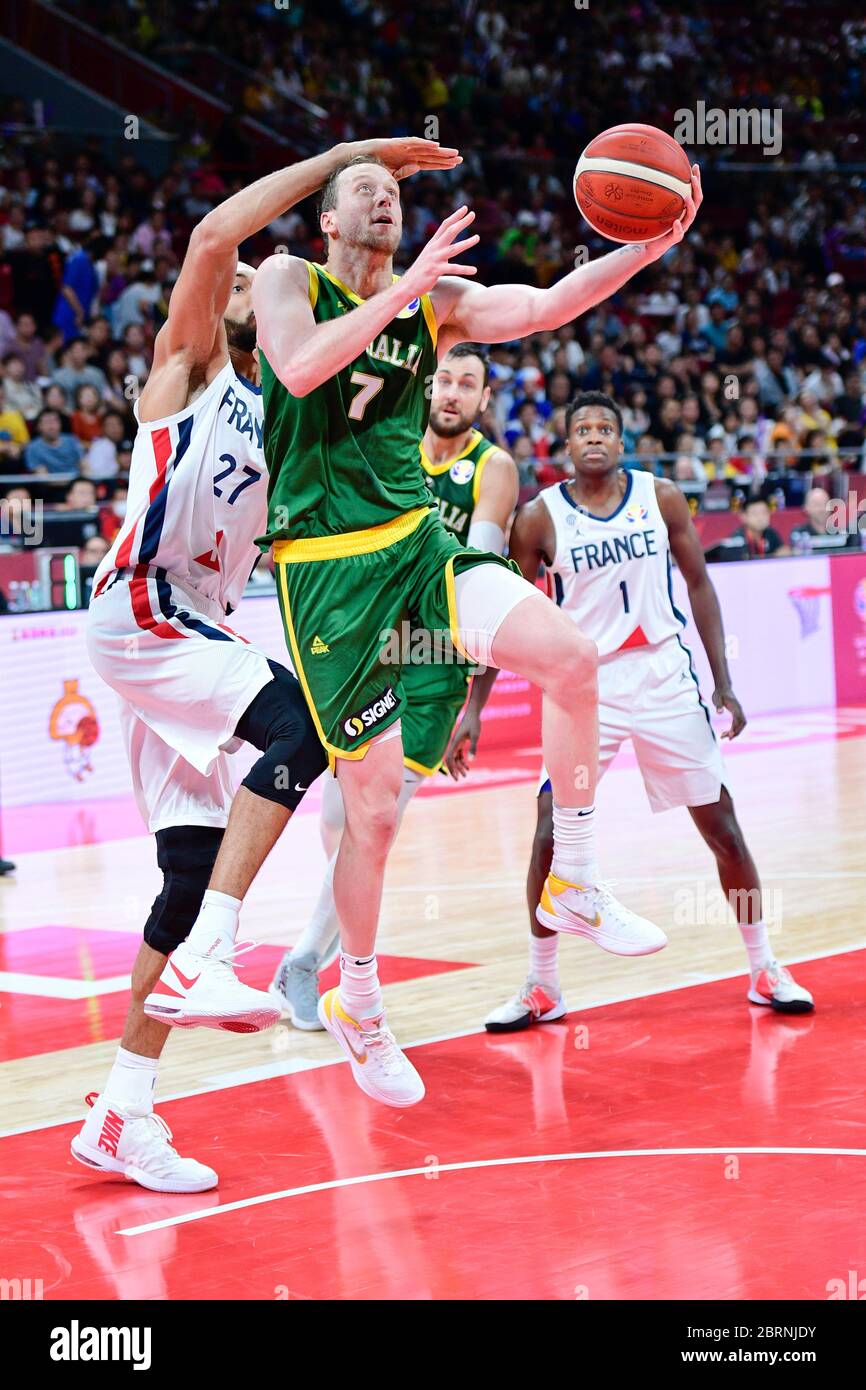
[269,342,518,1027]
[73,140,459,1191]
[457,393,812,1032]
[174,152,703,1109]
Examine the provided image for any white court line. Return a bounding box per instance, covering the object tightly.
[118,1146,866,1238]
[2,936,864,1141]
[0,972,131,999]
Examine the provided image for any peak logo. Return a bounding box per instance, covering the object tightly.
[343,686,398,740]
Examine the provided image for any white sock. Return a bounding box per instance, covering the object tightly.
[740,920,772,974]
[293,854,339,959]
[530,934,560,989]
[186,889,241,956]
[339,953,383,1021]
[551,802,599,883]
[103,1046,158,1112]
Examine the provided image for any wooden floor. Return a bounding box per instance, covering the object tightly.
[3,718,865,1134]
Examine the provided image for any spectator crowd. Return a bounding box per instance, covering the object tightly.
[2,0,866,596]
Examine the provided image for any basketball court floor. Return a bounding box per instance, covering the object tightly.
[2,706,866,1300]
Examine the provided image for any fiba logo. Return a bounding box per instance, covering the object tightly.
[624,504,649,524]
[854,577,866,624]
[604,182,624,202]
[449,459,476,486]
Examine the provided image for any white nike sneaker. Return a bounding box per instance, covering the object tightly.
[748,961,814,1014]
[70,1093,218,1193]
[143,939,280,1032]
[317,987,425,1108]
[536,873,667,956]
[485,977,567,1033]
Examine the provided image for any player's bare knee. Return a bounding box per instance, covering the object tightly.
[547,630,598,704]
[704,812,746,863]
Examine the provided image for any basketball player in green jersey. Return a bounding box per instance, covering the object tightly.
[269,343,518,1028]
[187,147,703,1108]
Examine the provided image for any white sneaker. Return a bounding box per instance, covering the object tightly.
[143,939,280,1032]
[70,1093,218,1193]
[536,873,667,956]
[317,987,425,1108]
[485,977,567,1033]
[748,961,814,1014]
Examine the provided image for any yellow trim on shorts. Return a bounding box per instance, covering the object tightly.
[276,562,371,765]
[403,755,439,777]
[472,444,499,506]
[444,554,472,662]
[273,506,431,563]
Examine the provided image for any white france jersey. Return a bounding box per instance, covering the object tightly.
[92,361,266,615]
[540,468,683,657]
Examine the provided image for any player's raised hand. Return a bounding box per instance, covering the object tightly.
[402,206,479,297]
[351,137,463,181]
[713,684,747,740]
[642,163,702,262]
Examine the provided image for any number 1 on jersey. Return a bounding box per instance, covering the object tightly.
[619,579,630,614]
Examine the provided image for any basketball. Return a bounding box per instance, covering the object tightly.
[574,123,693,243]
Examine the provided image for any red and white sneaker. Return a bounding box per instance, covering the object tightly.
[748,962,814,1014]
[317,987,425,1108]
[143,939,280,1032]
[536,873,667,956]
[485,977,567,1033]
[70,1093,218,1193]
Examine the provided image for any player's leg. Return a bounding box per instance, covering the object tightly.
[314,724,425,1106]
[71,712,227,1191]
[689,791,814,1013]
[452,559,666,953]
[271,764,424,1028]
[144,661,327,1030]
[485,790,566,1032]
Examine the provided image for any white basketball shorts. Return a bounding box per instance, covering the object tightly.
[538,634,728,813]
[86,566,273,832]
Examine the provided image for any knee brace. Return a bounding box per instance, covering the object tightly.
[143,824,224,956]
[236,660,327,812]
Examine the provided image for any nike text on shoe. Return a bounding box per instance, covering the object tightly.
[270,949,325,1031]
[485,977,567,1033]
[143,939,280,1032]
[536,874,667,956]
[317,987,424,1107]
[70,1093,217,1193]
[748,962,814,1014]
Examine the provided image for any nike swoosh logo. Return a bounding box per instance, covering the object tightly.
[332,1006,368,1064]
[568,910,602,928]
[169,959,201,991]
[294,783,307,792]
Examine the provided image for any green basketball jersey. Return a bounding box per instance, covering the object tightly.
[419,429,500,540]
[401,429,500,703]
[259,261,439,544]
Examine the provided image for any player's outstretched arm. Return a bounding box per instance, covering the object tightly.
[468,448,520,554]
[657,478,746,740]
[161,138,463,371]
[255,204,480,396]
[434,166,702,349]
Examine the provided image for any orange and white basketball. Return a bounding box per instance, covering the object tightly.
[574,123,693,243]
